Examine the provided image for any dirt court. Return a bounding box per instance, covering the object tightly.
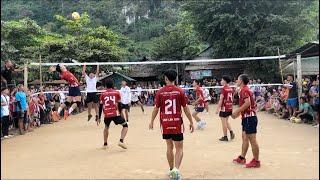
[1,105,319,179]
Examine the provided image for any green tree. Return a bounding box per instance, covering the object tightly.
[184,0,319,81]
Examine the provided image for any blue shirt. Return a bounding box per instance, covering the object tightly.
[16,91,28,111]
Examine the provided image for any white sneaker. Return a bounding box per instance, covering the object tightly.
[170,168,181,180]
[196,122,202,130]
[313,124,319,128]
[3,136,10,139]
[8,135,14,138]
[118,142,128,149]
[200,120,206,129]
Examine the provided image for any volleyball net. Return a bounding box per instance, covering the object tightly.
[29,54,289,97]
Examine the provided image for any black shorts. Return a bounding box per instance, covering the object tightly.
[119,103,130,111]
[219,111,232,118]
[242,116,258,134]
[195,107,205,113]
[131,100,140,105]
[86,92,99,103]
[162,133,184,141]
[104,116,127,127]
[69,86,81,97]
[18,110,29,124]
[311,105,319,112]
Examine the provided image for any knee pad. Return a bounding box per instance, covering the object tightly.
[65,101,71,108]
[76,101,82,107]
[122,122,128,128]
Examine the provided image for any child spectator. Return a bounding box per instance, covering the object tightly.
[294,97,314,124]
[1,87,13,139]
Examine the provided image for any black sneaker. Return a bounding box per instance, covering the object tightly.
[88,114,92,121]
[230,131,235,140]
[219,136,228,141]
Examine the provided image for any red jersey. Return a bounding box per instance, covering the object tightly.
[221,85,234,112]
[155,85,187,134]
[60,71,80,87]
[100,89,121,118]
[195,86,205,108]
[239,85,257,119]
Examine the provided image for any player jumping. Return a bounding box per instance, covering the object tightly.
[82,64,99,123]
[50,64,81,120]
[149,70,194,180]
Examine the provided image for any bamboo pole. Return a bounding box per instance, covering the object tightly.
[278,47,284,82]
[24,60,28,88]
[39,54,43,87]
[296,54,302,97]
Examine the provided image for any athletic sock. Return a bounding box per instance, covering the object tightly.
[57,107,62,114]
[120,139,124,143]
[104,142,108,146]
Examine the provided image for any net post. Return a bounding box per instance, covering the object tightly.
[176,63,179,85]
[296,53,302,97]
[39,54,43,87]
[24,60,28,88]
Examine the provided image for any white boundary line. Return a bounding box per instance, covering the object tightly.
[30,55,286,66]
[30,83,290,97]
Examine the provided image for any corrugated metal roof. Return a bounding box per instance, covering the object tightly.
[185,64,242,71]
[283,56,319,75]
[98,72,136,82]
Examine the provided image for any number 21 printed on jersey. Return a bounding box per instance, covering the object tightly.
[165,99,177,114]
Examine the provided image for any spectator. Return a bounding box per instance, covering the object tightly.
[285,74,298,119]
[309,78,319,127]
[15,84,29,134]
[1,87,13,139]
[29,97,40,127]
[293,97,314,124]
[1,60,14,88]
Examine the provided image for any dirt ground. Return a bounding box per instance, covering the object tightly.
[1,105,319,179]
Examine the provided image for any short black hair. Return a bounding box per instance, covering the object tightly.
[1,87,8,92]
[56,64,62,73]
[239,74,249,85]
[193,79,200,85]
[300,96,307,102]
[164,70,177,82]
[287,74,294,79]
[105,79,114,88]
[222,75,231,83]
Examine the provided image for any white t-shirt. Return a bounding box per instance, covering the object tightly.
[203,88,211,101]
[120,86,131,104]
[60,93,66,103]
[1,95,10,116]
[131,91,139,102]
[137,86,142,96]
[85,75,97,92]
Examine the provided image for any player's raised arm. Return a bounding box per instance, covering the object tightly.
[96,65,99,77]
[82,64,87,76]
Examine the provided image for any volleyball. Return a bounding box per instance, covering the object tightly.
[71,12,80,20]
